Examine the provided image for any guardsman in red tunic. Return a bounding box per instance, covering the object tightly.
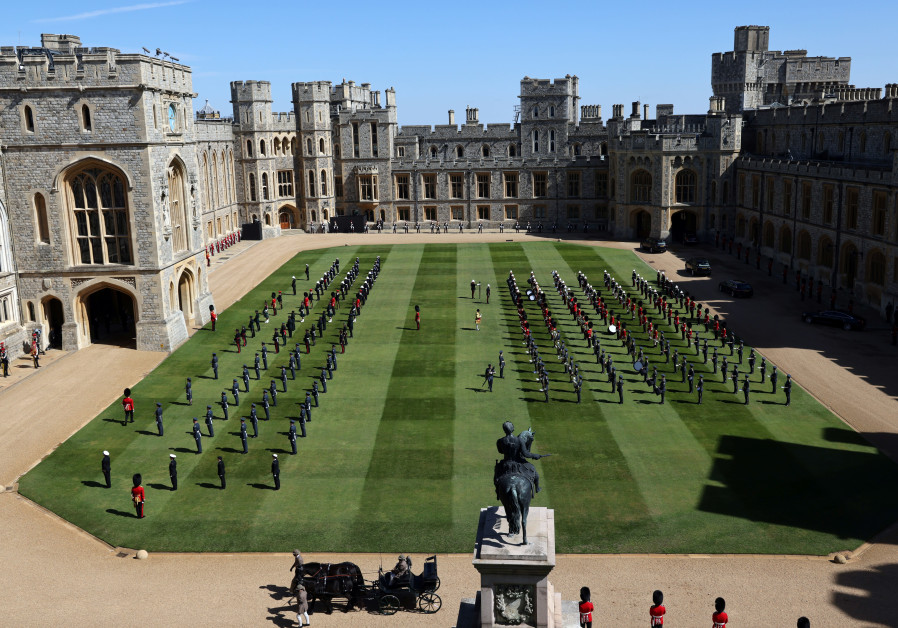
[650,590,666,626]
[578,586,594,628]
[712,597,728,627]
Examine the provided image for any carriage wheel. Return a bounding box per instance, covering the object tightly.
[418,592,442,614]
[379,595,400,615]
[431,577,441,592]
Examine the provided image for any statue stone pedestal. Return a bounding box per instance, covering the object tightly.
[472,506,561,627]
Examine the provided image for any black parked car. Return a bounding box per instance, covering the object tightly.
[718,279,753,297]
[685,257,712,276]
[801,310,866,330]
[640,237,667,253]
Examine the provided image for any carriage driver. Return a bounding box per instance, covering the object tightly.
[495,421,546,496]
[385,554,410,587]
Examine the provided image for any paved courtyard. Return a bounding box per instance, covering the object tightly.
[1,231,896,627]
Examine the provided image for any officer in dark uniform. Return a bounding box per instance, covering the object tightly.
[220,391,229,420]
[312,381,319,406]
[211,353,219,379]
[687,366,695,393]
[770,366,778,394]
[748,349,756,374]
[185,377,193,406]
[269,380,278,406]
[305,263,310,280]
[254,353,261,379]
[759,357,767,384]
[737,341,744,363]
[155,402,164,436]
[485,364,494,392]
[169,454,177,491]
[784,374,792,406]
[289,420,298,454]
[248,407,259,437]
[248,314,256,338]
[281,366,289,392]
[742,375,750,405]
[240,419,249,454]
[320,368,328,393]
[272,454,281,490]
[102,450,111,488]
[261,344,269,370]
[696,375,704,404]
[292,276,297,296]
[680,358,687,383]
[261,392,270,420]
[288,354,297,380]
[658,375,667,404]
[205,403,214,426]
[721,356,729,382]
[217,456,226,489]
[731,366,739,394]
[617,375,624,404]
[711,349,718,374]
[326,354,334,379]
[192,418,203,453]
[304,397,312,422]
[231,379,240,405]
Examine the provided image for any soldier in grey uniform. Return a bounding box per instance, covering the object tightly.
[220,391,229,420]
[231,379,240,405]
[240,419,249,454]
[155,403,164,436]
[289,420,298,454]
[211,353,219,379]
[169,454,177,491]
[192,418,203,453]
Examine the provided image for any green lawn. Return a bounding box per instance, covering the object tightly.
[18,242,898,554]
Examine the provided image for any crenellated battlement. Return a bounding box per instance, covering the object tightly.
[230,80,272,103]
[0,34,192,94]
[519,75,579,97]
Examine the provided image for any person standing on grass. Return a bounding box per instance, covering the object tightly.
[193,418,203,453]
[155,402,164,436]
[471,279,477,299]
[649,590,665,626]
[122,389,135,424]
[169,454,177,491]
[185,377,193,406]
[486,284,491,304]
[475,309,482,331]
[217,456,226,489]
[101,450,112,488]
[415,305,421,330]
[131,473,145,518]
[579,587,594,628]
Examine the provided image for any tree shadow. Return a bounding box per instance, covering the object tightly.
[81,480,106,488]
[106,508,135,518]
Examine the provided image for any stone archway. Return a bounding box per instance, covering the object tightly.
[631,209,651,239]
[177,269,196,325]
[278,204,299,229]
[76,283,137,348]
[41,297,65,349]
[670,209,697,242]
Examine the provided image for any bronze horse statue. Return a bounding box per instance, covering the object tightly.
[494,425,548,546]
[300,561,365,613]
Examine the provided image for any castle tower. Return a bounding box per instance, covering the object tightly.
[230,80,277,232]
[519,75,579,159]
[292,81,336,227]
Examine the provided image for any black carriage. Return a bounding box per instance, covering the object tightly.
[371,555,442,615]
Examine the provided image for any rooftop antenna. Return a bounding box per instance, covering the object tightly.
[142,47,151,54]
[170,56,179,62]
[155,48,162,57]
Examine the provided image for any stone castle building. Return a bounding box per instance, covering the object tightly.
[0,26,895,358]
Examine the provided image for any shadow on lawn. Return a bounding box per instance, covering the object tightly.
[698,434,898,542]
[106,508,135,518]
[81,480,105,488]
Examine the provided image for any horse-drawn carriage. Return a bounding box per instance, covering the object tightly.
[297,555,441,615]
[371,554,442,615]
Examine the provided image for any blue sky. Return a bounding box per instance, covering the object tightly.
[4,1,897,125]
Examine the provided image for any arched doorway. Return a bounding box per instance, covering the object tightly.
[177,270,195,325]
[670,210,697,242]
[278,204,299,229]
[42,297,64,349]
[632,210,651,239]
[79,286,136,348]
